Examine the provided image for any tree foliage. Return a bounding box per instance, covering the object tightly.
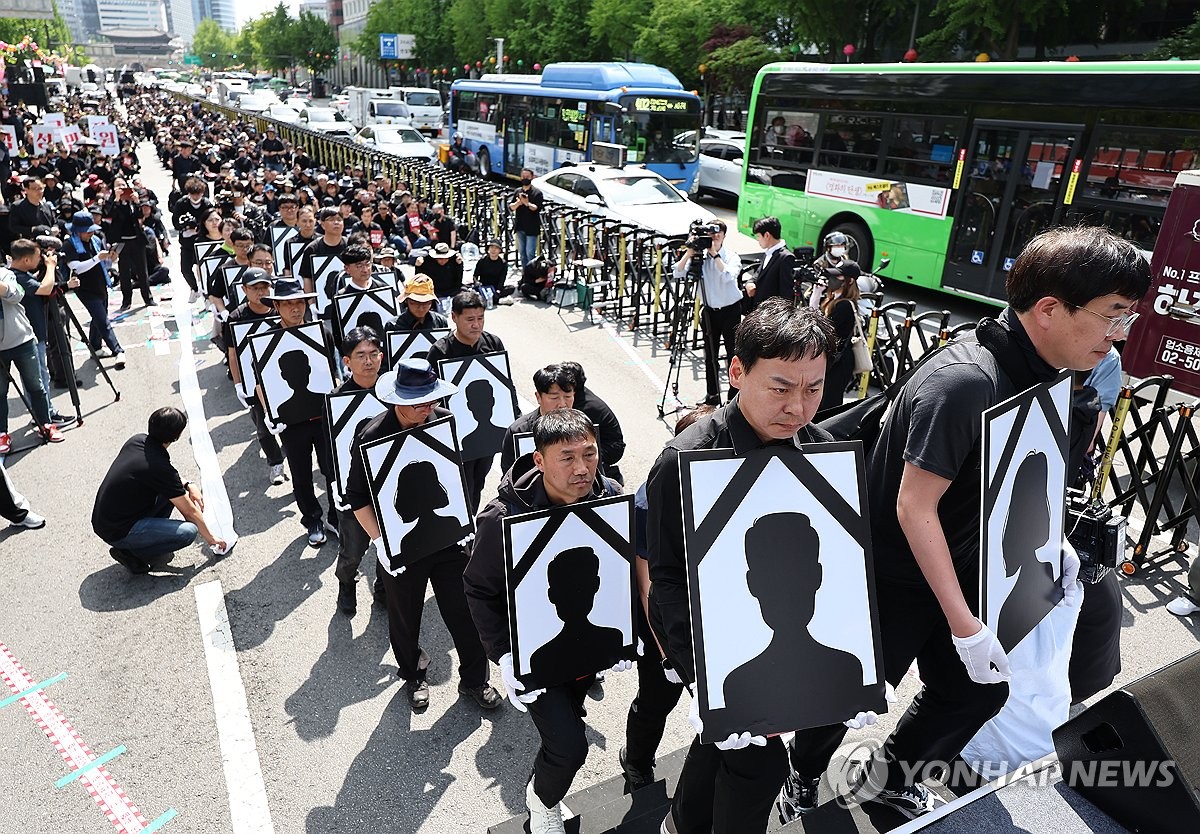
[1149,9,1200,60]
[192,19,236,70]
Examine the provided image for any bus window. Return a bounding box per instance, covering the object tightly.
[1080,127,1197,206]
[617,95,700,165]
[885,117,962,183]
[752,108,818,168]
[819,113,884,172]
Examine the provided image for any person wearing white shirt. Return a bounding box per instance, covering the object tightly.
[673,221,743,405]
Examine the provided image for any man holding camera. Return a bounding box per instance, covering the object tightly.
[64,210,125,370]
[672,220,742,406]
[509,168,543,269]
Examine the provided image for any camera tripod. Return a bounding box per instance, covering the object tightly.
[657,247,707,417]
[46,287,122,425]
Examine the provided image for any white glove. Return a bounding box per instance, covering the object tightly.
[1060,538,1083,609]
[844,682,897,729]
[234,388,249,409]
[265,417,284,436]
[610,659,634,673]
[664,663,683,685]
[952,620,1012,684]
[373,538,405,575]
[499,652,544,713]
[687,683,766,748]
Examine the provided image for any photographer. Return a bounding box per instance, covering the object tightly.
[12,237,74,426]
[65,210,125,370]
[509,168,543,269]
[673,220,742,406]
[0,253,63,453]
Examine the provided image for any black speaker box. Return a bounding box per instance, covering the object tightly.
[1053,648,1200,834]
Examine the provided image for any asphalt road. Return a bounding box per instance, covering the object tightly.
[1,147,1197,834]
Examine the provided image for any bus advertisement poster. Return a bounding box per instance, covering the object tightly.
[1123,170,1200,397]
[805,170,949,219]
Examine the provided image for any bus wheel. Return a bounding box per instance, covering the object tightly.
[830,220,873,271]
[477,148,491,179]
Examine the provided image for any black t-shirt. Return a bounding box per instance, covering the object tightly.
[344,405,452,512]
[473,255,507,290]
[301,237,346,303]
[866,319,1021,588]
[512,186,543,234]
[14,268,47,342]
[425,331,505,370]
[223,301,276,352]
[92,434,187,542]
[430,215,455,244]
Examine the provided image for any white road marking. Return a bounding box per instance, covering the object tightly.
[194,581,276,834]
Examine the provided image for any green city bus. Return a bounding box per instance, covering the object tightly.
[737,60,1200,304]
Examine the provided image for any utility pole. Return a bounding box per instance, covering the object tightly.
[492,37,504,75]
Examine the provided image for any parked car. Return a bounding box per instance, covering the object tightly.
[238,93,274,113]
[354,125,437,161]
[297,107,356,137]
[330,95,350,115]
[263,103,301,124]
[533,163,716,237]
[696,137,747,201]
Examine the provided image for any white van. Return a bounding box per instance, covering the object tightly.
[389,87,443,135]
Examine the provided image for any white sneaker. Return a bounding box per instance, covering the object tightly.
[526,779,566,834]
[1167,596,1200,616]
[188,290,201,304]
[114,352,126,370]
[270,463,286,485]
[16,511,45,529]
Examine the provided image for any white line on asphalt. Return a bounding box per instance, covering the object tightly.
[171,282,237,547]
[593,309,685,412]
[194,581,276,834]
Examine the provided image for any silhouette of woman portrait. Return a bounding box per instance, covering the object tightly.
[394,459,463,557]
[996,451,1060,652]
[461,378,508,458]
[275,349,325,424]
[529,545,625,685]
[712,512,869,734]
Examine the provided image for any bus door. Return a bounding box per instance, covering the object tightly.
[504,104,529,176]
[943,120,1083,300]
[591,114,616,146]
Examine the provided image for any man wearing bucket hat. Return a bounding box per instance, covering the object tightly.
[225,267,285,487]
[385,275,449,334]
[343,358,502,713]
[259,277,338,547]
[414,241,464,312]
[64,209,124,369]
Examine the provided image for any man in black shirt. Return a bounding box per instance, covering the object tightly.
[332,327,386,617]
[171,178,213,299]
[260,127,286,172]
[428,202,456,249]
[385,275,449,333]
[472,238,513,308]
[300,206,346,305]
[426,290,505,514]
[846,227,1149,819]
[414,242,464,309]
[92,407,226,574]
[10,178,56,239]
[509,167,543,269]
[169,140,204,193]
[559,362,625,485]
[499,363,575,475]
[108,180,154,311]
[343,359,501,713]
[65,210,124,369]
[648,299,868,834]
[225,268,284,486]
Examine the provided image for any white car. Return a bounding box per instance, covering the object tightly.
[330,95,350,115]
[239,94,273,113]
[697,138,747,201]
[534,164,717,237]
[264,103,301,124]
[354,125,437,161]
[297,107,356,137]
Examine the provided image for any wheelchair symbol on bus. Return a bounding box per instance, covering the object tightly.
[971,250,985,265]
[1002,257,1015,272]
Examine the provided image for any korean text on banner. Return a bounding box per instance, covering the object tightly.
[31,124,55,155]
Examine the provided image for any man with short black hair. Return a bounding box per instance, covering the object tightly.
[850,226,1150,819]
[509,167,543,269]
[466,408,627,833]
[92,406,226,574]
[673,220,741,406]
[499,363,575,474]
[745,216,794,308]
[225,267,285,486]
[558,362,625,484]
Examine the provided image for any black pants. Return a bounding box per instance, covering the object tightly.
[0,463,30,524]
[527,674,595,808]
[118,240,152,307]
[869,576,1010,790]
[378,545,488,686]
[248,400,284,467]
[1069,572,1122,704]
[463,453,494,517]
[701,303,740,402]
[279,418,335,529]
[625,602,684,772]
[672,733,789,833]
[334,507,377,586]
[179,235,199,292]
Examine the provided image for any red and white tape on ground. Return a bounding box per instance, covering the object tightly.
[0,641,149,833]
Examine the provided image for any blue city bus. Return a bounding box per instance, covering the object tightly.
[448,62,702,190]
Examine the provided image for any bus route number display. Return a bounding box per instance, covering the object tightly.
[632,97,690,113]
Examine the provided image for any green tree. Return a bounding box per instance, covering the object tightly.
[294,11,338,74]
[447,0,489,65]
[253,3,297,74]
[705,36,777,95]
[587,0,641,60]
[233,25,257,68]
[1148,9,1200,59]
[0,1,84,65]
[193,18,235,69]
[633,0,718,85]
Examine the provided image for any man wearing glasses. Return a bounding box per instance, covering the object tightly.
[818,227,1150,821]
[672,220,743,406]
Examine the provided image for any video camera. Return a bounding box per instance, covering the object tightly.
[1066,489,1127,584]
[686,219,722,253]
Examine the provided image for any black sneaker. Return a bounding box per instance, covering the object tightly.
[845,760,945,820]
[337,581,356,616]
[619,746,656,792]
[49,412,75,427]
[109,546,151,575]
[778,772,821,823]
[307,523,327,547]
[406,678,430,711]
[457,682,502,710]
